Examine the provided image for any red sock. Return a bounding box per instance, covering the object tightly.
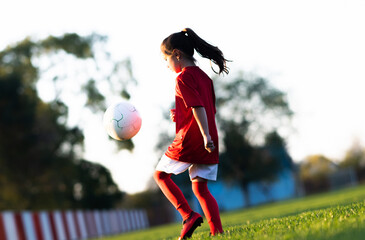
[154,171,192,221]
[192,181,223,235]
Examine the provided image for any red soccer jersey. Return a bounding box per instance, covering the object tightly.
[165,66,219,164]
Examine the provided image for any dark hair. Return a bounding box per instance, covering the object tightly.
[161,28,229,75]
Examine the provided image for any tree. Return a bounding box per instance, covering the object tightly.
[215,72,293,206]
[299,155,337,194]
[214,72,293,143]
[219,129,292,206]
[0,33,134,210]
[339,140,365,181]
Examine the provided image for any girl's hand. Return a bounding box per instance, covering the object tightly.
[170,109,176,122]
[203,134,215,153]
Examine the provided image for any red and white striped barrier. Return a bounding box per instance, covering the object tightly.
[0,209,149,240]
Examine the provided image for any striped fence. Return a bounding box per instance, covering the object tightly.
[0,209,149,240]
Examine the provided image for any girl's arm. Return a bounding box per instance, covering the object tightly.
[192,106,215,153]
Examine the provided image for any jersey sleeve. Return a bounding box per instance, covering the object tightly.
[176,72,203,108]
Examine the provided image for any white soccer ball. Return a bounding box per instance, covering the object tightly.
[103,101,142,141]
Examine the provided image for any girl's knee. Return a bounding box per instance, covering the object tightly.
[153,171,171,182]
[192,177,207,182]
[192,180,209,196]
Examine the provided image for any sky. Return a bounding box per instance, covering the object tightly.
[1,0,365,194]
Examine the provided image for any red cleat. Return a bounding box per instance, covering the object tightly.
[178,212,203,239]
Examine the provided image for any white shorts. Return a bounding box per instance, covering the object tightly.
[156,155,218,181]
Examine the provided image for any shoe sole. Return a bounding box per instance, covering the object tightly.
[182,217,203,239]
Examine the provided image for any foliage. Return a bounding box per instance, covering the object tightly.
[72,160,125,209]
[299,154,337,194]
[215,72,293,204]
[214,72,293,142]
[339,141,365,181]
[300,155,337,181]
[102,185,365,240]
[0,33,134,210]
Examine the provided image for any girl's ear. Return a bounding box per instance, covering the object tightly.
[172,49,182,59]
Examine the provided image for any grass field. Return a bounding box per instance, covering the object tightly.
[103,185,365,240]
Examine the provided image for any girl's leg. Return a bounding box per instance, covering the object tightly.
[154,170,203,239]
[153,170,192,221]
[192,178,223,235]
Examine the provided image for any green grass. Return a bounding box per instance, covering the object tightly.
[103,185,365,240]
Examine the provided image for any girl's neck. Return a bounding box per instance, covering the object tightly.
[180,58,196,70]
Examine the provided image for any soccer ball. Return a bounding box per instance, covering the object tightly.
[103,101,142,141]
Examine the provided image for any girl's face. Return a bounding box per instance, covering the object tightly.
[163,52,182,73]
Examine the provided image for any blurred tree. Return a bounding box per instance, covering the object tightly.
[299,154,337,194]
[219,129,292,206]
[73,160,124,209]
[214,72,293,142]
[0,33,134,210]
[215,72,293,206]
[339,140,365,181]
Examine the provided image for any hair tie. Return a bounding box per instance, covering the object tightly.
[181,29,188,37]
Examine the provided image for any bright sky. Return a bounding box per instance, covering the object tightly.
[1,0,365,194]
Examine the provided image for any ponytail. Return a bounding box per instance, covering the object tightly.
[161,28,230,75]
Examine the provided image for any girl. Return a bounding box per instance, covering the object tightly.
[154,28,229,239]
